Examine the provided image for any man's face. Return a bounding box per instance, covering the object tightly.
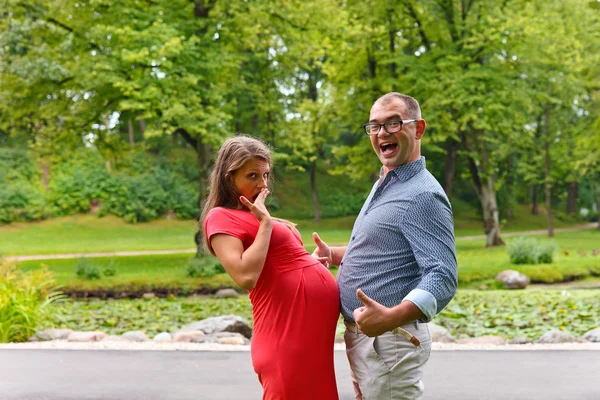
[368,98,424,174]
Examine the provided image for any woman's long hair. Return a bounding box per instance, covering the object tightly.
[200,135,294,255]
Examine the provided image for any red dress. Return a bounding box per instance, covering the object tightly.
[205,207,340,400]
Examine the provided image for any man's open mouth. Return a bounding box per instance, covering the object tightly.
[380,143,398,155]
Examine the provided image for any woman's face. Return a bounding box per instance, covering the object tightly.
[232,157,270,203]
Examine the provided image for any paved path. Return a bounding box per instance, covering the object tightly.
[1,349,598,400]
[6,223,598,262]
[456,223,598,241]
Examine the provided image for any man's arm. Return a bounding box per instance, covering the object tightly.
[401,191,458,322]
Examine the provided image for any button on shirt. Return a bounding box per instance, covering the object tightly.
[337,157,458,323]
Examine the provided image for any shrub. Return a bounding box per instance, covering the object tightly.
[507,237,540,264]
[507,236,557,265]
[0,260,64,342]
[187,256,226,278]
[537,242,558,264]
[75,259,102,280]
[102,261,118,277]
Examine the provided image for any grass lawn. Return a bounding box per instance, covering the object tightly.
[14,229,600,295]
[44,289,600,340]
[1,203,592,255]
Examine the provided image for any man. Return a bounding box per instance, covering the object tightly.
[312,92,458,400]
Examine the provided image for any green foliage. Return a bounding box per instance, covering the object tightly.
[0,260,64,343]
[40,289,600,340]
[74,259,102,280]
[436,290,600,340]
[507,236,557,264]
[186,256,225,278]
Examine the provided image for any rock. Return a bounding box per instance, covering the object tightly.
[102,335,126,342]
[217,336,246,345]
[29,329,73,342]
[428,322,456,343]
[176,315,252,339]
[508,337,533,345]
[582,327,600,342]
[191,332,250,345]
[142,292,156,299]
[172,330,206,343]
[496,270,529,289]
[457,336,506,345]
[153,332,172,342]
[67,331,107,342]
[214,288,239,298]
[537,329,578,344]
[121,331,150,342]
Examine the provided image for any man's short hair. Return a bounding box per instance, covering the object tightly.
[374,92,421,119]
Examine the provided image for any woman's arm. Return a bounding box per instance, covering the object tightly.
[210,189,272,290]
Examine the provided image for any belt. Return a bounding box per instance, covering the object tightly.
[344,320,421,347]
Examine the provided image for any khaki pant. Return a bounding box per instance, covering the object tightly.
[344,322,432,400]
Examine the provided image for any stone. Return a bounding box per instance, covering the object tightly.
[217,336,246,345]
[153,332,172,342]
[496,270,529,289]
[102,335,126,342]
[508,337,533,345]
[428,322,456,343]
[582,327,600,342]
[537,329,578,344]
[191,332,250,345]
[67,331,107,342]
[214,288,239,298]
[29,329,73,342]
[121,331,150,342]
[142,292,156,299]
[172,330,206,343]
[176,315,252,339]
[457,335,506,345]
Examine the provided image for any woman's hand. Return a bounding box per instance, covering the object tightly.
[240,188,272,223]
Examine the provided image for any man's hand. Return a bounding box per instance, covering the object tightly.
[353,289,395,337]
[311,232,332,268]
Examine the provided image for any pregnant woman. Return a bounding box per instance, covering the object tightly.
[201,136,340,400]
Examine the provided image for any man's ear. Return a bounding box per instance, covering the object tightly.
[415,119,427,140]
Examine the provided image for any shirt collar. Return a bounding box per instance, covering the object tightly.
[379,156,426,184]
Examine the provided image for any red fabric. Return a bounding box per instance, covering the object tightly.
[205,207,340,400]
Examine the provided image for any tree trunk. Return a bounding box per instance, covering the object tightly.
[566,182,578,215]
[443,138,459,199]
[138,119,146,136]
[41,163,49,192]
[543,104,554,237]
[531,185,539,215]
[128,119,134,147]
[480,179,504,247]
[196,140,211,210]
[310,160,321,223]
[462,130,504,246]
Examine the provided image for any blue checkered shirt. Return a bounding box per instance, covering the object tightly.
[337,157,458,322]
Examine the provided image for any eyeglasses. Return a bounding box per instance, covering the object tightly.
[363,119,419,136]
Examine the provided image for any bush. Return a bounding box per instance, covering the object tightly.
[0,260,64,342]
[75,259,102,280]
[537,242,558,264]
[507,236,557,265]
[187,256,225,278]
[102,261,118,277]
